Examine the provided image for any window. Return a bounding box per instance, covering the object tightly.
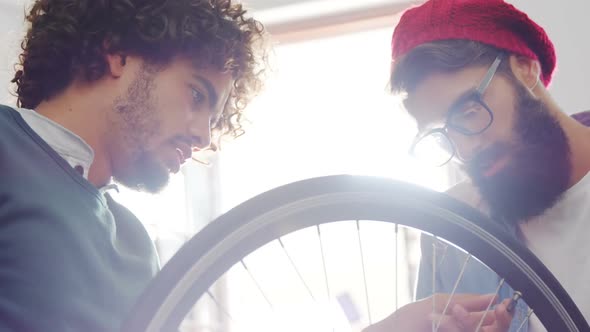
[118,25,452,332]
[217,27,450,212]
[202,26,452,332]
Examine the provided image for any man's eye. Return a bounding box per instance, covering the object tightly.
[454,102,483,119]
[191,88,205,104]
[459,108,478,118]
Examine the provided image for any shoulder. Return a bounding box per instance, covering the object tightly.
[0,104,18,117]
[445,180,487,213]
[445,180,476,201]
[0,105,23,132]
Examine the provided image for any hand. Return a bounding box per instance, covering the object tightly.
[362,293,514,332]
[435,297,514,332]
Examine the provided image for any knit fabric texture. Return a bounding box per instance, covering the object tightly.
[391,0,556,86]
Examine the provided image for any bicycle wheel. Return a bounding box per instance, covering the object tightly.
[122,175,588,332]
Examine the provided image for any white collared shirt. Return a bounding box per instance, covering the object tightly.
[16,108,116,194]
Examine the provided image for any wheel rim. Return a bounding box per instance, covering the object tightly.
[123,175,588,332]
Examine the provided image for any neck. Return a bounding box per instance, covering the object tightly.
[34,82,114,187]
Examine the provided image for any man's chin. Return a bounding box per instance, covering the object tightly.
[114,158,172,194]
[115,172,170,194]
[138,173,170,194]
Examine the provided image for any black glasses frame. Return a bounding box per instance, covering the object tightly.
[410,54,505,166]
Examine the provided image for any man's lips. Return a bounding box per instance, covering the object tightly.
[165,140,192,174]
[482,155,510,177]
[468,145,512,178]
[174,141,192,164]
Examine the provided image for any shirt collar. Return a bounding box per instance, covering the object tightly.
[16,108,119,194]
[18,107,94,177]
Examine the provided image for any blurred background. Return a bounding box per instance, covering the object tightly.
[0,0,589,331]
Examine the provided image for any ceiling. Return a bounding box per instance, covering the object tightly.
[0,0,415,31]
[245,0,413,14]
[0,0,410,9]
[0,0,413,17]
[242,0,414,40]
[244,0,322,11]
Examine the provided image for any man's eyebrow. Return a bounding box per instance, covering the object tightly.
[192,74,218,109]
[408,87,477,133]
[448,88,479,112]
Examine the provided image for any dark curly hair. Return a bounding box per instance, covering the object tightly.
[12,0,267,140]
[390,40,512,96]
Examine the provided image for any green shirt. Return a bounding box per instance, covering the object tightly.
[0,105,158,331]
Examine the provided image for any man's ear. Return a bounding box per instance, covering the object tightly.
[508,55,540,89]
[105,53,127,78]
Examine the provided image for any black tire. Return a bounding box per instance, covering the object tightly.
[122,175,589,332]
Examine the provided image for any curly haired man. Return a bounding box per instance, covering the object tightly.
[0,0,266,330]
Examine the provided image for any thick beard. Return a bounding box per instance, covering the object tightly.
[110,63,170,193]
[467,82,571,226]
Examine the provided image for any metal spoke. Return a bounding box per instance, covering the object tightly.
[515,308,534,332]
[356,220,372,324]
[240,260,273,310]
[436,242,450,269]
[395,223,399,311]
[316,225,331,301]
[278,237,316,302]
[434,254,472,331]
[474,278,505,332]
[206,290,234,322]
[316,225,334,332]
[432,236,437,332]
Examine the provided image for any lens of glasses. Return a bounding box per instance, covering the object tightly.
[411,131,454,166]
[448,100,493,135]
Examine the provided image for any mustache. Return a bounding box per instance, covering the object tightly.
[465,143,512,176]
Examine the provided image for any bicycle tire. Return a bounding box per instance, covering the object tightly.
[122,175,589,332]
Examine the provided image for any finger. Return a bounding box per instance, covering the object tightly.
[479,299,514,332]
[493,299,514,330]
[452,304,469,321]
[438,293,498,312]
[361,311,395,332]
[451,304,496,329]
[429,313,463,332]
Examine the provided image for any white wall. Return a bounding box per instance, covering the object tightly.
[0,2,26,105]
[508,0,590,114]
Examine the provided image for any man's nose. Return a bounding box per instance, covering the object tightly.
[188,116,212,150]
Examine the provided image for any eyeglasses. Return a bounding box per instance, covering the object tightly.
[409,54,504,167]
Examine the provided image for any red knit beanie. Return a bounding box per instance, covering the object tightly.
[391,0,556,86]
